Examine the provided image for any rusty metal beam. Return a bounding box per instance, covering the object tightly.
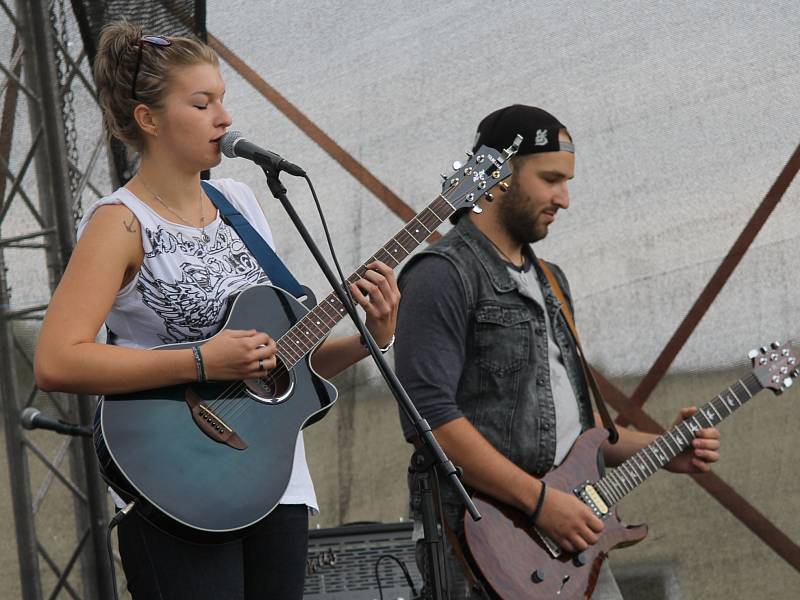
[618,142,800,425]
[208,33,439,239]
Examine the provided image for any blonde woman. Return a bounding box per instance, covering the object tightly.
[34,21,399,599]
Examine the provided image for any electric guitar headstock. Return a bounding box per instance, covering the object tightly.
[749,341,799,394]
[439,134,522,213]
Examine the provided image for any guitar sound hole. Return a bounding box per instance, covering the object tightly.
[244,357,294,404]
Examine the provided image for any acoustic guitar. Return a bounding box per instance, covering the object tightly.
[94,139,520,543]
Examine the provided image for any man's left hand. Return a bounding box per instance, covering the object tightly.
[664,406,721,474]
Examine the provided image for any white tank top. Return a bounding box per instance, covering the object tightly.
[78,178,318,512]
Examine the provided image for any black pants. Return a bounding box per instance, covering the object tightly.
[117,504,309,599]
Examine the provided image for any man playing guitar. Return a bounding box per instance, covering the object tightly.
[394,105,721,599]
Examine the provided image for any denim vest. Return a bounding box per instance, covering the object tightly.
[405,217,595,506]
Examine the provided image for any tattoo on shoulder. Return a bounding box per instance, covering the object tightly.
[123,216,137,233]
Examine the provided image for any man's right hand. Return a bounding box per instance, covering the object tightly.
[535,486,604,553]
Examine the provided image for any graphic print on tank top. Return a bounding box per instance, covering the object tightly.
[138,220,269,344]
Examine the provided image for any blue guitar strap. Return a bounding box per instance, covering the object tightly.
[201,180,305,298]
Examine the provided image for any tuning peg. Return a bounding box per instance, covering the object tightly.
[440,173,448,180]
[465,150,473,158]
[499,181,509,192]
[485,192,494,202]
[452,160,463,171]
[472,205,483,214]
[771,341,782,349]
[760,346,770,354]
[783,377,794,388]
[747,349,759,359]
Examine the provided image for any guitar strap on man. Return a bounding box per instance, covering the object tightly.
[538,259,620,444]
[201,180,306,299]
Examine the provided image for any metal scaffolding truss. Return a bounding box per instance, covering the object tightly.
[0,0,115,597]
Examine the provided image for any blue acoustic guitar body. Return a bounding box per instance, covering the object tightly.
[94,284,336,544]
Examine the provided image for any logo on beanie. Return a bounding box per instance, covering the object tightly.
[534,129,548,146]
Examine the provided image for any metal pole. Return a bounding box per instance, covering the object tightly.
[0,26,43,600]
[14,0,113,597]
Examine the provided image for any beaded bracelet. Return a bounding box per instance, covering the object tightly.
[359,333,395,354]
[191,345,206,383]
[527,481,547,528]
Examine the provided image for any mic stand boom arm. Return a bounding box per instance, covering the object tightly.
[260,165,480,600]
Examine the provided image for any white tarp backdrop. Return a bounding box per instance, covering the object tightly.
[4,1,798,378]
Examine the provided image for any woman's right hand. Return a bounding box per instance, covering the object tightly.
[198,329,277,380]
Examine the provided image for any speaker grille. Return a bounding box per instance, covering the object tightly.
[304,522,421,599]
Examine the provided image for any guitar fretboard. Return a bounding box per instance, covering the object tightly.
[593,374,762,507]
[275,194,456,368]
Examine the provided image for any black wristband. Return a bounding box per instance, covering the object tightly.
[527,481,547,528]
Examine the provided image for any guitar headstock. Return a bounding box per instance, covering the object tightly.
[440,135,522,213]
[749,341,799,394]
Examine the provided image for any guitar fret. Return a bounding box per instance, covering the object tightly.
[697,409,714,428]
[375,246,400,268]
[728,386,743,408]
[432,194,455,220]
[278,340,301,365]
[740,376,759,398]
[655,437,674,462]
[301,313,326,339]
[384,239,407,263]
[621,463,639,487]
[394,231,418,254]
[718,394,733,415]
[709,400,724,421]
[673,426,690,447]
[404,220,430,243]
[642,448,659,472]
[610,471,629,496]
[274,188,469,369]
[649,442,667,467]
[596,480,616,505]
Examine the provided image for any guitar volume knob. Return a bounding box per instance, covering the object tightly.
[573,552,588,567]
[531,569,546,583]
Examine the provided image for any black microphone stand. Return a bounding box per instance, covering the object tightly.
[260,165,480,600]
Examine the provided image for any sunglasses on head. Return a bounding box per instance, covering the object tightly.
[131,35,172,101]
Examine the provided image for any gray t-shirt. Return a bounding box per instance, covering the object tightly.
[395,255,582,465]
[505,263,581,466]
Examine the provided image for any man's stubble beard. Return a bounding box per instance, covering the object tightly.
[498,179,549,245]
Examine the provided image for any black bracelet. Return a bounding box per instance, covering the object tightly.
[527,481,547,528]
[192,345,206,383]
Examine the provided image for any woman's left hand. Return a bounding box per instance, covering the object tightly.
[349,260,400,348]
[664,406,721,474]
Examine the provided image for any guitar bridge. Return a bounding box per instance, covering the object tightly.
[575,482,610,518]
[185,388,248,450]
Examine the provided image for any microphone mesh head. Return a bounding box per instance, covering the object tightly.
[219,130,243,158]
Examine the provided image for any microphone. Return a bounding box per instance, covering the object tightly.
[20,407,93,438]
[219,130,306,176]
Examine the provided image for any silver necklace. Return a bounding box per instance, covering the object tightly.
[138,177,210,244]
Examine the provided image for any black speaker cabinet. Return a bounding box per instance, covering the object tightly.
[303,521,422,600]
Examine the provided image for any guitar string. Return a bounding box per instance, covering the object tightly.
[205,204,448,417]
[201,192,462,422]
[210,217,436,421]
[596,374,759,505]
[205,192,467,423]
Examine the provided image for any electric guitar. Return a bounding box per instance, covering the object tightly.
[463,342,798,599]
[93,138,521,543]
